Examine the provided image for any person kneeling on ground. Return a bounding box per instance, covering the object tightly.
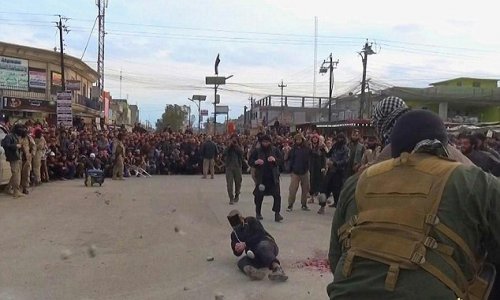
[228,210,288,282]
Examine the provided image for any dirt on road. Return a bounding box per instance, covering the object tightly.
[0,175,334,300]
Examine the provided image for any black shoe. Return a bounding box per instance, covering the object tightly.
[275,213,283,222]
[301,205,311,211]
[286,206,293,212]
[256,214,263,220]
[22,189,29,195]
[234,194,240,203]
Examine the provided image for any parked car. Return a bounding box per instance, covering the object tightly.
[0,125,12,185]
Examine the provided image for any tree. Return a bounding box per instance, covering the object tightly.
[155,104,188,132]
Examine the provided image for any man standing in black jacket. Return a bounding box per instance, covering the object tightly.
[249,135,284,222]
[228,210,288,282]
[201,135,218,179]
[2,124,24,197]
[287,133,312,212]
[318,133,350,213]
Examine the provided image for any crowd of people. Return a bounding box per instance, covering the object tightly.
[1,107,499,201]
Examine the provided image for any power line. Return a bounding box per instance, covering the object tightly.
[3,16,500,57]
[80,16,98,60]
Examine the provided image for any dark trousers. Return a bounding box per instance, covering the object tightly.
[320,170,344,207]
[254,189,281,215]
[237,240,279,271]
[489,264,500,300]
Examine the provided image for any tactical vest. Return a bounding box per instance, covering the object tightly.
[338,153,492,300]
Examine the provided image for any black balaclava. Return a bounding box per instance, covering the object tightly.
[390,110,447,158]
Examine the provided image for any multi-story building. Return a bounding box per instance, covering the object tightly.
[386,77,500,123]
[0,41,102,125]
[110,99,132,127]
[129,104,140,126]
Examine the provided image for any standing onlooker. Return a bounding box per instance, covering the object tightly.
[201,135,218,179]
[318,133,349,213]
[282,141,292,173]
[460,135,500,176]
[474,132,500,160]
[345,129,365,179]
[2,124,24,197]
[308,134,326,204]
[33,128,47,185]
[286,133,311,212]
[249,135,284,222]
[359,136,381,171]
[223,134,244,205]
[20,125,35,194]
[112,133,125,180]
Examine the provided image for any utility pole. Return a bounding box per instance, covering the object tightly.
[119,68,122,98]
[248,95,255,126]
[278,80,287,107]
[56,16,69,91]
[320,53,339,122]
[359,40,376,119]
[97,0,108,93]
[313,16,318,99]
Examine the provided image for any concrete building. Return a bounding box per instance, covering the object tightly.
[129,104,139,125]
[247,95,330,129]
[0,41,101,125]
[386,77,500,123]
[110,99,132,127]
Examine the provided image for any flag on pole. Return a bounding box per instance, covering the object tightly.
[215,54,220,75]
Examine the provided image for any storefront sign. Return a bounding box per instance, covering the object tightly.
[57,92,73,127]
[0,56,28,91]
[2,96,55,113]
[215,105,229,114]
[66,80,81,91]
[29,68,47,89]
[200,109,209,116]
[51,71,62,87]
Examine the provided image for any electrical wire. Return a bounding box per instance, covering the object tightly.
[80,16,98,60]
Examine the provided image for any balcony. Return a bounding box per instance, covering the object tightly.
[76,94,102,111]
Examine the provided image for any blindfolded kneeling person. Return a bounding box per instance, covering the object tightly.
[227,210,288,282]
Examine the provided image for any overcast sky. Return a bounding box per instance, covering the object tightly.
[2,0,500,123]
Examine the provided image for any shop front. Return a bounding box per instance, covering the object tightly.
[1,96,56,125]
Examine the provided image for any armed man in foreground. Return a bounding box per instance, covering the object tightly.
[328,110,500,300]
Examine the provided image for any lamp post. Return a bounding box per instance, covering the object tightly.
[189,95,206,132]
[206,74,233,136]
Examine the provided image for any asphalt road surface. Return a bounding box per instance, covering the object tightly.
[0,174,334,300]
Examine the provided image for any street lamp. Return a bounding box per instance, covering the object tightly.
[206,74,233,135]
[320,53,339,122]
[188,95,206,132]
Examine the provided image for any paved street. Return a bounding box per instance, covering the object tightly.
[0,174,334,300]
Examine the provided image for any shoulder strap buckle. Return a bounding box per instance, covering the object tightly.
[424,237,438,249]
[425,214,440,225]
[410,251,426,265]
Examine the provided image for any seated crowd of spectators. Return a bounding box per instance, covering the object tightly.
[4,119,500,185]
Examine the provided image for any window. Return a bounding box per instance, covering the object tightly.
[473,82,481,88]
[456,81,462,87]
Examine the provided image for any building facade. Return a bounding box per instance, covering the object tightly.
[386,77,500,123]
[0,41,101,125]
[129,104,139,126]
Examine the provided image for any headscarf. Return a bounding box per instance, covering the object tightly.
[371,96,409,146]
